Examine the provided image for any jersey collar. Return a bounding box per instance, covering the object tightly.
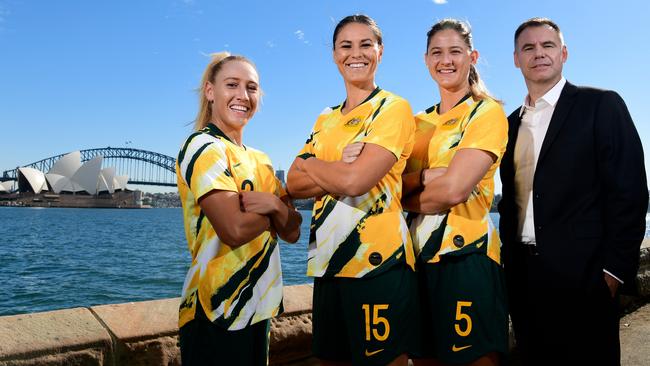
[418,93,473,124]
[338,86,382,112]
[205,123,246,149]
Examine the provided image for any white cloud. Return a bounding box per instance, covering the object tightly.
[294,30,310,45]
[432,0,447,4]
[266,41,276,48]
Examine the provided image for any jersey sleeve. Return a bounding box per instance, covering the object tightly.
[297,111,328,160]
[297,132,316,160]
[457,99,508,160]
[360,98,415,160]
[405,115,435,173]
[179,137,238,200]
[255,150,289,198]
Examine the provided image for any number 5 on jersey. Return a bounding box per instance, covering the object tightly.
[362,304,390,341]
[455,301,473,337]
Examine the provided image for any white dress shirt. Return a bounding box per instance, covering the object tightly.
[513,77,566,244]
[513,77,622,283]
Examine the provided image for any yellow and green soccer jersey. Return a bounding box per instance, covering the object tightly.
[298,88,416,278]
[176,123,286,330]
[406,96,508,265]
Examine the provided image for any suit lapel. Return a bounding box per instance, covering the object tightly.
[537,82,579,166]
[503,107,522,177]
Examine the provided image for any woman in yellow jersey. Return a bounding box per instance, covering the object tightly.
[402,19,509,366]
[175,52,302,366]
[287,14,419,366]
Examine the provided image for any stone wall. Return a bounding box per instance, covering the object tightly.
[1,242,649,366]
[0,285,313,366]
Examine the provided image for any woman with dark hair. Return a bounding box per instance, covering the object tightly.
[176,52,302,366]
[287,14,419,366]
[403,19,509,366]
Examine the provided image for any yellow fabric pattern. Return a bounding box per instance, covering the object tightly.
[298,88,416,278]
[406,97,508,264]
[176,123,286,330]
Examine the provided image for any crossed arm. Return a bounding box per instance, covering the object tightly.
[199,189,302,247]
[402,148,495,214]
[286,143,397,199]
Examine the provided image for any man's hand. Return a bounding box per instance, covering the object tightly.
[604,273,620,298]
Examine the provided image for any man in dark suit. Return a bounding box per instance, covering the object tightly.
[498,17,647,366]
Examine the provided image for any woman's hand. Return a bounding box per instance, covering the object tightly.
[341,142,365,163]
[240,191,280,215]
[422,167,448,185]
[287,157,327,199]
[240,192,303,243]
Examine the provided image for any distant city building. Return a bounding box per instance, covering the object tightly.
[275,169,285,184]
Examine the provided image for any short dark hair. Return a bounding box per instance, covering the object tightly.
[514,17,564,48]
[332,14,383,50]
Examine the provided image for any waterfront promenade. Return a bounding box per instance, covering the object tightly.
[1,239,649,365]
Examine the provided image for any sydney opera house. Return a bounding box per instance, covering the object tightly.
[0,151,144,208]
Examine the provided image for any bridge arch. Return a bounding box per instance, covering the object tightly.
[1,147,177,187]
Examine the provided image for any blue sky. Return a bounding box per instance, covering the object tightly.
[1,0,648,193]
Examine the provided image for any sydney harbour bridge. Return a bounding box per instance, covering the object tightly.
[1,147,177,187]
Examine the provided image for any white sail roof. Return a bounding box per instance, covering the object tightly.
[114,175,129,191]
[16,152,130,195]
[48,151,82,177]
[0,181,14,192]
[18,167,48,194]
[71,156,102,195]
[98,167,116,193]
[45,173,82,193]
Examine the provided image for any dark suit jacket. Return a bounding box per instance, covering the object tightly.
[498,81,648,292]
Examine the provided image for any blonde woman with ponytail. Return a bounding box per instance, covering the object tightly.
[401,19,509,366]
[175,52,301,366]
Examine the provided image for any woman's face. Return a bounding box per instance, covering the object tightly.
[333,22,383,87]
[425,29,477,93]
[205,60,260,131]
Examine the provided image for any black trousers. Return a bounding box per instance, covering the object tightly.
[505,244,621,366]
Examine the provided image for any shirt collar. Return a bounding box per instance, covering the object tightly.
[519,77,566,117]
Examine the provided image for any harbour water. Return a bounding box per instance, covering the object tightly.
[0,207,310,316]
[0,207,648,317]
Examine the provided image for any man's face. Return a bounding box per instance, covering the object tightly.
[514,25,567,88]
